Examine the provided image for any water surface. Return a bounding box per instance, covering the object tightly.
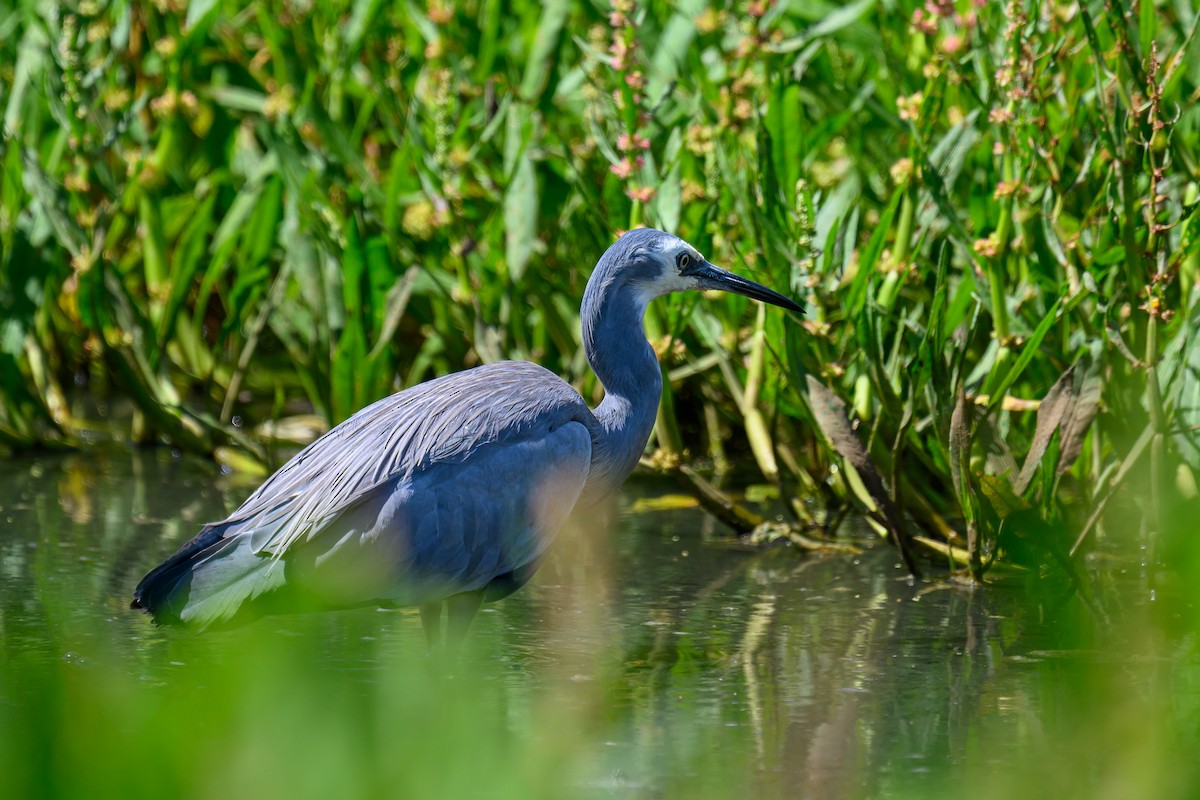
[0,449,1195,799]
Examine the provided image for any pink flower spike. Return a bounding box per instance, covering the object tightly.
[610,159,636,179]
[625,185,656,202]
[940,34,963,54]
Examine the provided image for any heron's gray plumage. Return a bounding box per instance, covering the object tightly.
[234,361,597,556]
[132,228,802,633]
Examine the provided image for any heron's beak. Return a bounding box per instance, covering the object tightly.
[691,262,805,314]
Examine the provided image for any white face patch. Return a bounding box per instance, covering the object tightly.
[625,234,707,313]
[637,241,704,302]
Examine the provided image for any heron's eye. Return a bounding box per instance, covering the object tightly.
[677,253,692,271]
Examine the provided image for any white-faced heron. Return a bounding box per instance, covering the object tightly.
[131,229,803,646]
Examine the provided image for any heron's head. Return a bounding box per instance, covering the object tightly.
[601,228,804,314]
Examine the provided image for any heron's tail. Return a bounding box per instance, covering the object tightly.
[130,522,286,630]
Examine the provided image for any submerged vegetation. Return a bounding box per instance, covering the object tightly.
[2,0,1199,583]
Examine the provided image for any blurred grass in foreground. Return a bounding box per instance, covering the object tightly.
[0,451,1197,799]
[3,610,1192,800]
[3,630,594,800]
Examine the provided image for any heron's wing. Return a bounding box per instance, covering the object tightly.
[283,418,592,607]
[133,361,599,626]
[219,361,598,558]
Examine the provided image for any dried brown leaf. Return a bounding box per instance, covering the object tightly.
[980,417,1018,479]
[1057,360,1102,478]
[949,388,972,507]
[806,375,919,576]
[1014,365,1075,493]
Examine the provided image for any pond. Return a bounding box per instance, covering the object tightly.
[1,449,1196,799]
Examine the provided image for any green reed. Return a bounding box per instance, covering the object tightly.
[1,0,1198,577]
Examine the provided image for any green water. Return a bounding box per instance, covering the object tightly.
[1,450,1196,799]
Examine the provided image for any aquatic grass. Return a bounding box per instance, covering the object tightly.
[1,0,1198,581]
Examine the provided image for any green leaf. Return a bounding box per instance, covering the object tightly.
[771,0,875,53]
[919,111,979,227]
[157,192,217,354]
[184,0,221,35]
[846,185,902,311]
[979,474,1030,520]
[243,176,283,267]
[519,0,569,101]
[345,0,386,52]
[206,86,267,114]
[331,320,367,424]
[655,128,683,234]
[4,25,47,137]
[139,194,169,295]
[1138,0,1157,61]
[987,297,1063,412]
[504,105,537,282]
[647,0,706,97]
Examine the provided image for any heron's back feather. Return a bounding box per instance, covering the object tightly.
[240,361,596,553]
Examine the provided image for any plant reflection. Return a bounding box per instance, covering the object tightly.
[0,451,1195,799]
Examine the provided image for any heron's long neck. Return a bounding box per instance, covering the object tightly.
[580,279,662,497]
